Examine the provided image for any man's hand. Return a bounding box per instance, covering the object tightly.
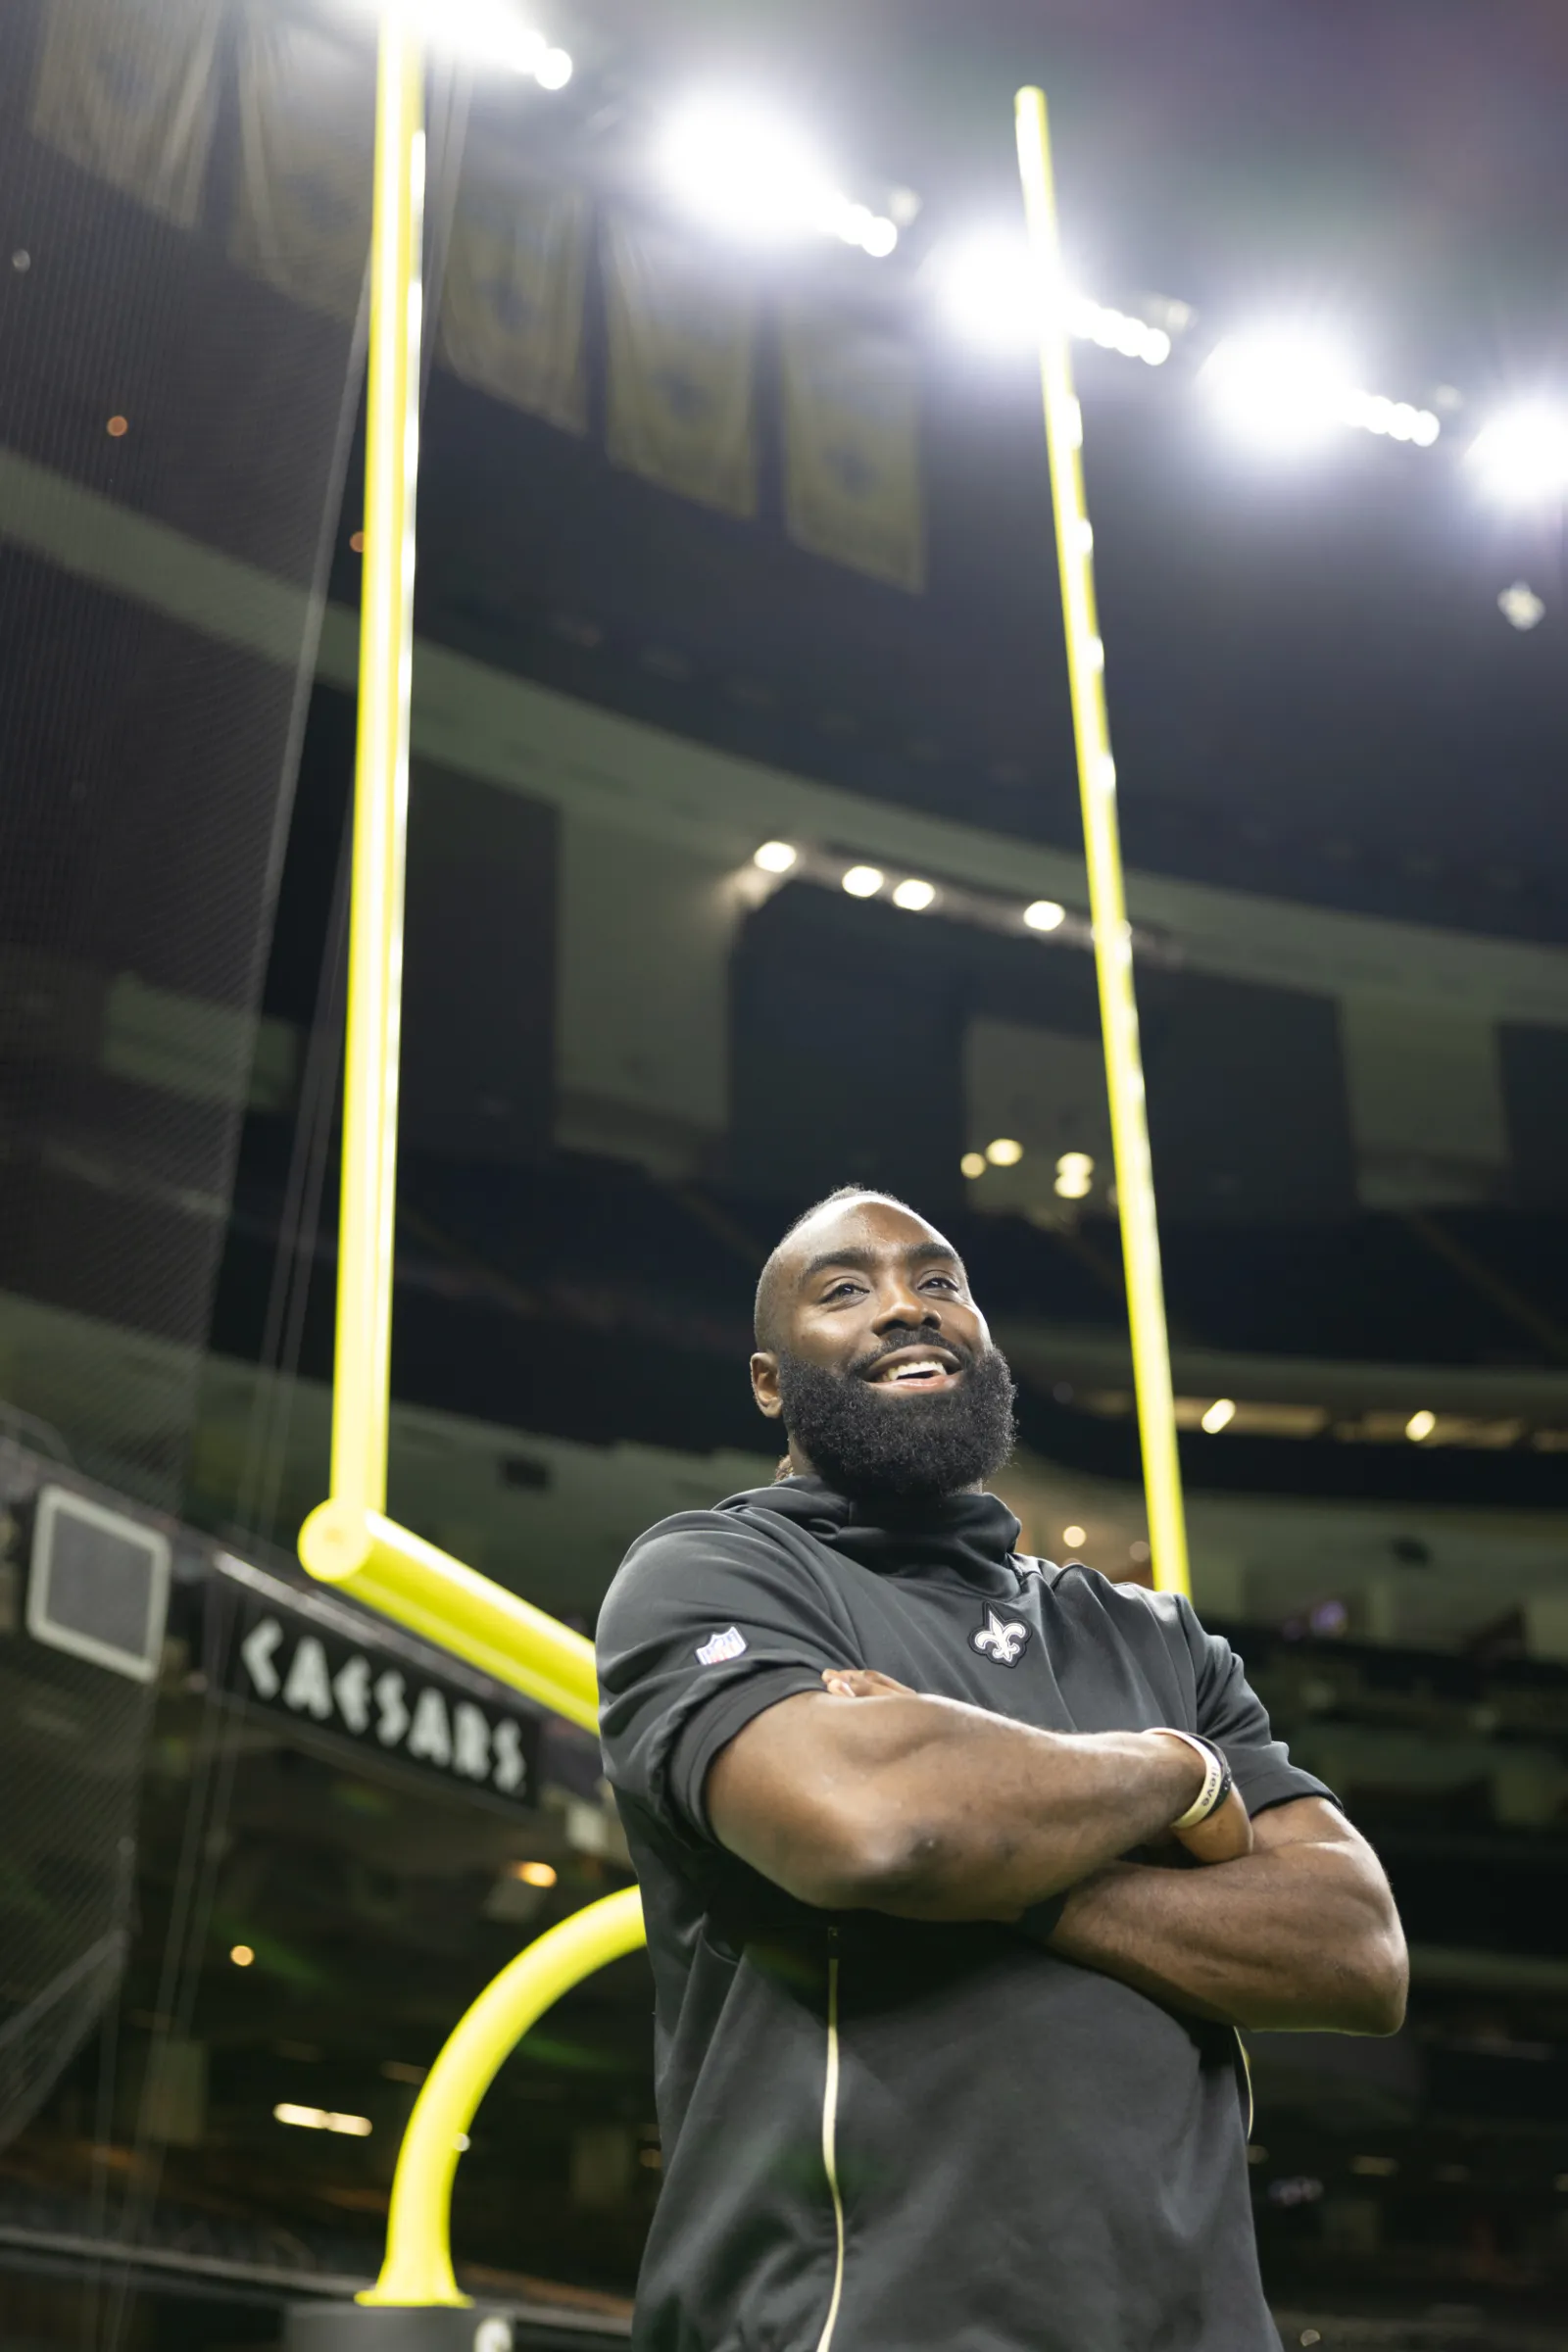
[822,1667,911,1701]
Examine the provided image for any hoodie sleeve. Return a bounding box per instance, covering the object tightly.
[1177,1597,1338,1819]
[597,1510,859,1841]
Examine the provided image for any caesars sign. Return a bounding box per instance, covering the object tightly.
[225,1596,539,1810]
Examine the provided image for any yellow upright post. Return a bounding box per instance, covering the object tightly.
[333,10,423,1526]
[362,1887,647,2306]
[1014,87,1192,1599]
[298,0,599,1735]
[295,32,629,2309]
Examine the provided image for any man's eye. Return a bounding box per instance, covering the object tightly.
[822,1281,863,1302]
[924,1274,959,1292]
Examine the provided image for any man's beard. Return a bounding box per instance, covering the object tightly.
[775,1338,1017,1502]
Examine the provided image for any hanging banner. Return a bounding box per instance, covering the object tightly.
[602,213,757,517]
[28,0,223,229]
[438,157,589,433]
[782,310,925,591]
[230,6,374,322]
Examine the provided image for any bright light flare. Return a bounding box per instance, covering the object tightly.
[1201,331,1358,450]
[662,104,823,242]
[1200,1397,1237,1435]
[937,239,1038,351]
[892,877,936,911]
[1467,406,1568,503]
[1076,298,1170,366]
[1023,899,1066,932]
[841,863,884,898]
[1405,1409,1437,1443]
[661,101,895,257]
[833,201,898,260]
[274,2103,373,2136]
[753,840,798,873]
[936,239,1167,362]
[1498,581,1545,632]
[1054,1151,1094,1200]
[959,1152,986,1179]
[1342,389,1440,446]
[367,0,571,83]
[986,1137,1024,1167]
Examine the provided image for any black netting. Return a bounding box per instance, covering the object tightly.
[0,0,364,1509]
[0,0,368,2164]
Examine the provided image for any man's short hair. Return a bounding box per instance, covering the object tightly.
[753,1185,915,1350]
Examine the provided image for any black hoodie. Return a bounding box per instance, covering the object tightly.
[597,1478,1329,2352]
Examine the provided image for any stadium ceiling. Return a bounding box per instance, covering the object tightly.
[389,0,1568,505]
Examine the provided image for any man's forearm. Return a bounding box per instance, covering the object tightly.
[1048,1825,1408,2034]
[859,1710,1211,1919]
[710,1689,1213,1918]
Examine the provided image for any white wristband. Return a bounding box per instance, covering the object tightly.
[1152,1728,1233,1831]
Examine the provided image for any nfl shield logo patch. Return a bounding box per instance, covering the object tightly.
[696,1625,748,1666]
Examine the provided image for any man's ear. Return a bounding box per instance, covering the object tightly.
[750,1350,782,1419]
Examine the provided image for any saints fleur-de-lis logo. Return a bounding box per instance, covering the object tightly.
[971,1606,1031,1667]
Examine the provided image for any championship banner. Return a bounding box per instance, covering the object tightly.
[782,309,925,591]
[602,213,757,518]
[437,156,589,432]
[28,0,223,229]
[230,6,374,322]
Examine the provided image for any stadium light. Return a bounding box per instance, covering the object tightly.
[274,2103,374,2135]
[1078,300,1170,365]
[1054,1151,1094,1200]
[1200,330,1359,449]
[935,239,1035,349]
[661,100,897,257]
[944,252,1446,446]
[841,863,884,897]
[1498,582,1545,632]
[892,877,937,910]
[353,0,571,82]
[1023,899,1066,932]
[935,238,1168,363]
[1467,405,1568,503]
[753,840,798,873]
[1200,331,1440,451]
[1342,389,1441,446]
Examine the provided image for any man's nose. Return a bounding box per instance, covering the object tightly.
[871,1284,941,1333]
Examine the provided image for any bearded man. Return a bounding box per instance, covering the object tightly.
[597,1188,1405,2352]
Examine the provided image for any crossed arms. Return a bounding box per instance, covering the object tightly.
[706,1670,1407,2035]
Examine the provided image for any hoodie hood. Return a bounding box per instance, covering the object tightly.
[716,1475,1028,1596]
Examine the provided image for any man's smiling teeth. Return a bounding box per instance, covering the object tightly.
[875,1358,950,1383]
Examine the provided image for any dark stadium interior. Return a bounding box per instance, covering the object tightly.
[2,0,1568,2346]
